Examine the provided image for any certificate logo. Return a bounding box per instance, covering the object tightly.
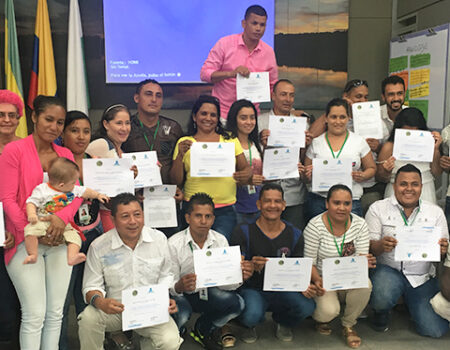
[96,161,103,167]
[406,131,411,136]
[279,118,285,123]
[132,155,137,160]
[206,250,212,256]
[149,187,155,192]
[357,105,362,110]
[323,160,328,165]
[274,150,279,155]
[132,290,138,296]
[334,259,340,265]
[422,253,428,258]
[278,260,284,265]
[202,144,208,149]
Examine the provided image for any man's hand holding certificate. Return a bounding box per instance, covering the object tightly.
[143,185,178,228]
[267,116,307,148]
[263,257,313,292]
[122,151,162,189]
[393,129,435,162]
[352,101,383,139]
[122,285,169,331]
[263,147,299,180]
[193,246,243,288]
[312,158,352,192]
[190,142,235,177]
[83,158,134,197]
[322,256,369,291]
[236,72,271,103]
[395,226,442,262]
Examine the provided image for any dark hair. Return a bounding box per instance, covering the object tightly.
[186,193,215,214]
[326,184,353,202]
[111,193,141,217]
[135,79,162,95]
[48,157,79,184]
[93,104,130,140]
[245,4,267,19]
[381,75,405,94]
[33,95,65,116]
[395,163,422,182]
[187,95,229,138]
[343,79,368,94]
[387,107,428,142]
[273,79,294,93]
[225,99,263,158]
[325,97,349,116]
[259,183,284,200]
[64,110,91,130]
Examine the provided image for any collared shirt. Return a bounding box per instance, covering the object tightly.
[380,104,394,144]
[258,109,306,206]
[82,226,173,302]
[168,228,238,295]
[365,196,449,287]
[122,114,184,184]
[200,33,278,119]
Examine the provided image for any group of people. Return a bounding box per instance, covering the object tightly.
[0,3,449,350]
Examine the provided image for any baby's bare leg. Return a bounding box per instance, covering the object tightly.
[23,236,39,264]
[67,242,86,266]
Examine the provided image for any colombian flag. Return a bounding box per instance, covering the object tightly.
[27,0,57,109]
[5,0,27,137]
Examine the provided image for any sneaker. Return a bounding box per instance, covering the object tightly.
[189,327,222,350]
[275,323,293,342]
[241,327,257,344]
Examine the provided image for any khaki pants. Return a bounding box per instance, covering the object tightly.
[313,280,372,327]
[77,305,182,350]
[24,221,81,247]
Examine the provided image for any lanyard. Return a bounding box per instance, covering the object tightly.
[325,130,349,159]
[248,141,252,166]
[188,241,212,252]
[327,214,348,257]
[398,207,419,226]
[139,119,160,151]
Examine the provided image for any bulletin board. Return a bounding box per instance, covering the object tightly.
[389,24,449,129]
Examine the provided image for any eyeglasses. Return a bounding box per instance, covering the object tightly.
[0,112,20,120]
[343,79,368,93]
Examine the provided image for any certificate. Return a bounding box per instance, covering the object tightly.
[236,72,271,103]
[267,116,307,148]
[393,129,435,162]
[121,284,169,331]
[263,257,313,292]
[0,203,5,247]
[193,246,243,288]
[395,226,441,262]
[190,142,235,177]
[83,158,134,197]
[352,101,384,139]
[122,151,162,189]
[312,158,352,192]
[262,147,299,180]
[322,256,369,291]
[143,185,178,228]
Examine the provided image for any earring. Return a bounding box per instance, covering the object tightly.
[193,121,197,129]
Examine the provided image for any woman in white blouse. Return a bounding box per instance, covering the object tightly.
[304,185,375,349]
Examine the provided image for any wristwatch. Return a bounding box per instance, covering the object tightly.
[90,294,101,308]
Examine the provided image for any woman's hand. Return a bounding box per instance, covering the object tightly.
[178,140,193,157]
[303,164,313,182]
[3,231,15,249]
[381,156,396,173]
[352,171,366,183]
[251,174,265,186]
[305,131,313,147]
[130,165,138,179]
[233,167,252,185]
[440,155,450,171]
[313,278,326,296]
[40,215,66,244]
[432,131,442,150]
[439,238,449,256]
[362,253,377,268]
[298,162,305,176]
[260,129,270,148]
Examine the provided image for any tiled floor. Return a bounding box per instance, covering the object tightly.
[66,306,450,349]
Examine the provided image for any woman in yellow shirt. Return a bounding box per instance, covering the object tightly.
[171,95,251,241]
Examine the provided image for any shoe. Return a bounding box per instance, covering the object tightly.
[275,323,293,342]
[241,327,257,344]
[189,327,222,350]
[370,312,389,332]
[105,332,135,350]
[221,325,236,348]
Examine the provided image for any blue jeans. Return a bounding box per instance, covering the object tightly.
[305,192,362,223]
[238,288,315,328]
[172,288,244,335]
[370,264,449,338]
[59,225,103,350]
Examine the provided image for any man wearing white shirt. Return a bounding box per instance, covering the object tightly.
[259,79,310,229]
[366,164,449,337]
[380,75,406,142]
[78,193,182,350]
[169,193,253,350]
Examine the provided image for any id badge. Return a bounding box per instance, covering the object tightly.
[78,204,91,224]
[247,185,256,195]
[199,288,208,301]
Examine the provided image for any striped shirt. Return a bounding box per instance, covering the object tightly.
[304,213,370,275]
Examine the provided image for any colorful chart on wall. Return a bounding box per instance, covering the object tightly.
[389,24,449,129]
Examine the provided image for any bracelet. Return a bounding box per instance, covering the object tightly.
[90,294,101,308]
